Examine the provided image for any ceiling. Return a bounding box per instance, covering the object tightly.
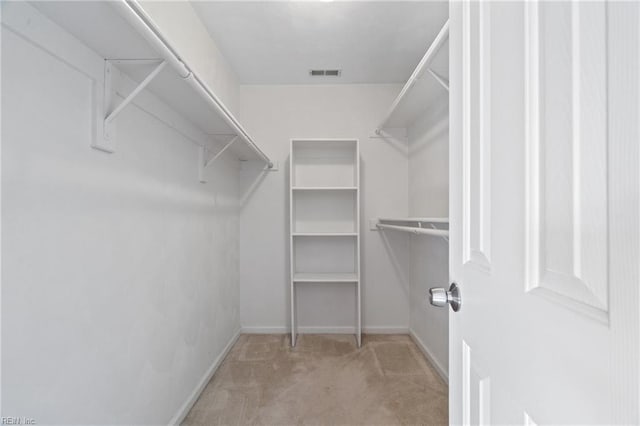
[190,1,448,85]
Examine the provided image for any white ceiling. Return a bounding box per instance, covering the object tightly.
[190,1,448,85]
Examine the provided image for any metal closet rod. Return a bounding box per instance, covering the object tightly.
[376,223,449,237]
[376,217,449,238]
[377,217,449,224]
[114,0,274,169]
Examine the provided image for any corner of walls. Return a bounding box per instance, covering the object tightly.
[409,328,448,384]
[168,328,241,425]
[406,92,450,378]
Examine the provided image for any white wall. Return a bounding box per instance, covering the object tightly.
[139,1,240,114]
[407,94,450,379]
[1,4,241,424]
[238,84,410,333]
[408,99,449,217]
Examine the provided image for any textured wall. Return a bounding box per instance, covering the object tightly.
[1,4,241,423]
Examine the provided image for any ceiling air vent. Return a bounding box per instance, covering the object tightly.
[309,69,342,77]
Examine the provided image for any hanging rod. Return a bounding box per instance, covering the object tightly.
[112,0,274,169]
[378,217,449,224]
[375,217,449,240]
[375,19,450,134]
[376,223,449,237]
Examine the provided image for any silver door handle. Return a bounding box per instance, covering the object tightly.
[429,283,462,312]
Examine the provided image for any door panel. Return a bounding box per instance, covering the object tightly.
[462,0,492,273]
[449,1,639,424]
[462,340,491,426]
[524,1,609,322]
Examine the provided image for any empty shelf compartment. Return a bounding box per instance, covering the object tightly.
[292,190,357,233]
[291,139,358,187]
[292,236,358,276]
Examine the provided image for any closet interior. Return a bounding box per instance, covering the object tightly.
[2,1,450,424]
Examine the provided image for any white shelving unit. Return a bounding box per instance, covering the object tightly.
[290,139,361,347]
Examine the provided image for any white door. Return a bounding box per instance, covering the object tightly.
[446,1,639,424]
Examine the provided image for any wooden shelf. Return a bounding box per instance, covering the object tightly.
[293,273,359,283]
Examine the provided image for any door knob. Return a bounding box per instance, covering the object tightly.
[429,283,462,312]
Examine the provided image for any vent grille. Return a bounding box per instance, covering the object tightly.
[309,69,342,77]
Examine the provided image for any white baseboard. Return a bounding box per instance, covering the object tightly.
[409,328,448,384]
[240,326,287,334]
[361,326,409,334]
[240,326,409,334]
[169,328,241,426]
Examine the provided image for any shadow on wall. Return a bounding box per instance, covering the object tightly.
[409,97,448,159]
[371,127,409,157]
[378,230,411,300]
[238,160,272,209]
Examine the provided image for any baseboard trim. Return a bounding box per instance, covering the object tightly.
[362,326,410,334]
[240,326,287,334]
[409,328,448,384]
[240,326,409,334]
[169,328,241,426]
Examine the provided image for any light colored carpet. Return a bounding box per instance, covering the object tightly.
[182,334,448,426]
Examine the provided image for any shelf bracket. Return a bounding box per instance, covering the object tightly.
[427,68,450,92]
[198,136,238,183]
[93,59,167,153]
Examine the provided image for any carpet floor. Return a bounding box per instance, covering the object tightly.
[182,334,448,425]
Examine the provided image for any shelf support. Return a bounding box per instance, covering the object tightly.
[93,59,166,153]
[198,136,238,183]
[427,68,450,92]
[104,60,166,126]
